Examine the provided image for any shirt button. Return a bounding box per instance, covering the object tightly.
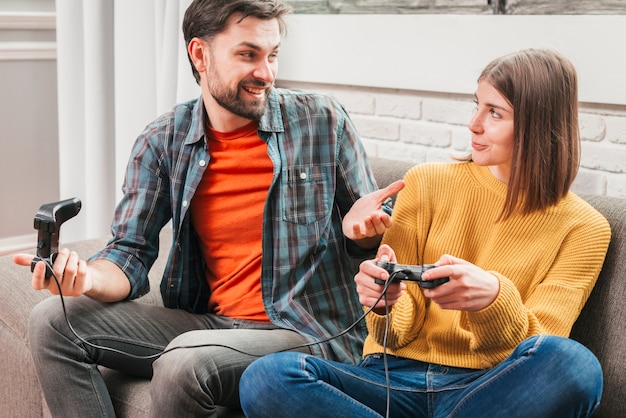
[300,172,307,180]
[182,200,188,207]
[199,160,206,167]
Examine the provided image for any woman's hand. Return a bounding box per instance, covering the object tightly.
[421,254,500,311]
[354,244,405,314]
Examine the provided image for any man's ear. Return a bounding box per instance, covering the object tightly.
[188,37,208,73]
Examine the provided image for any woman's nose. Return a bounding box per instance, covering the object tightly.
[468,111,483,134]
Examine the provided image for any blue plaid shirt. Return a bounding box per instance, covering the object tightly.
[91,88,379,363]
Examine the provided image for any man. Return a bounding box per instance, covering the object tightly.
[14,0,402,416]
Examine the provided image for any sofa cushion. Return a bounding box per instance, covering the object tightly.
[571,195,626,417]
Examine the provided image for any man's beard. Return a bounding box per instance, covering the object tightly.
[207,66,271,121]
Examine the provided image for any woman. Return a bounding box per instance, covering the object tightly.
[238,48,611,417]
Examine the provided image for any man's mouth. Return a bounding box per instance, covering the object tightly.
[242,85,268,97]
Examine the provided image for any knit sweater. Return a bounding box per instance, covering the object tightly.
[364,161,611,369]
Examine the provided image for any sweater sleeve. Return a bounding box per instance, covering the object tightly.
[464,198,611,364]
[363,164,611,369]
[365,288,426,349]
[366,166,430,348]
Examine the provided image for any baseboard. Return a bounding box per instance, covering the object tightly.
[0,233,36,256]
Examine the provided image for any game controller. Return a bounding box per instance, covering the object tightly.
[30,197,82,278]
[374,261,449,289]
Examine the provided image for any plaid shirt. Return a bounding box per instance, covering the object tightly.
[91,88,378,363]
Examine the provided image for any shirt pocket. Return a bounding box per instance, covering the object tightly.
[281,165,331,225]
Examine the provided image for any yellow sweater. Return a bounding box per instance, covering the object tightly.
[364,162,611,369]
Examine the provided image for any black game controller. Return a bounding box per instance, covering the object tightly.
[374,261,449,289]
[30,197,82,278]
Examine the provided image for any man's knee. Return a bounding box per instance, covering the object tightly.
[151,330,250,408]
[29,296,64,341]
[153,332,221,382]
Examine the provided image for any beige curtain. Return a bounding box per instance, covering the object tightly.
[56,0,198,242]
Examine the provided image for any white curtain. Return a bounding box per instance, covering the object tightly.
[56,0,198,243]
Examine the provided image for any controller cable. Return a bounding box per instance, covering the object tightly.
[41,258,402,363]
[382,285,392,418]
[31,197,400,415]
[43,258,400,417]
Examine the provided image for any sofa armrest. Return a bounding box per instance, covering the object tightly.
[0,235,106,414]
[0,251,54,414]
[571,194,626,418]
[0,234,109,340]
[0,228,171,417]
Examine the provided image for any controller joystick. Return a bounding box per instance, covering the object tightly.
[30,197,82,278]
[374,260,449,289]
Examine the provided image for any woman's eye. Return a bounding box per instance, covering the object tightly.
[490,109,501,118]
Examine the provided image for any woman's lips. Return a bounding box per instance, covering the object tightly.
[472,141,488,151]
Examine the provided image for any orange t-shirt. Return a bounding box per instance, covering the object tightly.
[190,121,273,321]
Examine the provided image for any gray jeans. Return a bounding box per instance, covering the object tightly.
[28,296,311,417]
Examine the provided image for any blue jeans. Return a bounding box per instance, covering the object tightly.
[240,335,602,417]
[28,296,311,417]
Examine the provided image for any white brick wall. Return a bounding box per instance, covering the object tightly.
[278,80,626,198]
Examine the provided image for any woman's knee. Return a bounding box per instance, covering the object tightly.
[240,352,309,412]
[524,335,602,401]
[553,337,601,394]
[535,336,600,374]
[241,352,302,388]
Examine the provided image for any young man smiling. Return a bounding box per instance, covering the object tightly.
[16,0,403,416]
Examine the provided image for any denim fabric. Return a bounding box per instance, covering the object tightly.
[240,335,602,418]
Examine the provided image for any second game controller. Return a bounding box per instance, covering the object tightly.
[30,197,82,278]
[374,261,449,289]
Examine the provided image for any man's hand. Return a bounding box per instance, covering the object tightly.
[343,180,405,249]
[14,248,93,297]
[13,250,131,301]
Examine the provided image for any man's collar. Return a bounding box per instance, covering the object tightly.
[187,88,284,145]
[185,97,208,145]
[258,88,284,133]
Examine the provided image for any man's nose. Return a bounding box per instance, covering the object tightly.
[253,59,276,83]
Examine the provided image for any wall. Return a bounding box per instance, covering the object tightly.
[275,14,626,199]
[278,81,626,197]
[0,1,57,254]
[287,0,626,14]
[1,2,626,254]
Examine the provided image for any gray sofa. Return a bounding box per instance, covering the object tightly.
[1,157,624,417]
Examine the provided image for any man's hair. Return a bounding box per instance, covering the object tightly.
[182,0,292,84]
[479,48,580,220]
